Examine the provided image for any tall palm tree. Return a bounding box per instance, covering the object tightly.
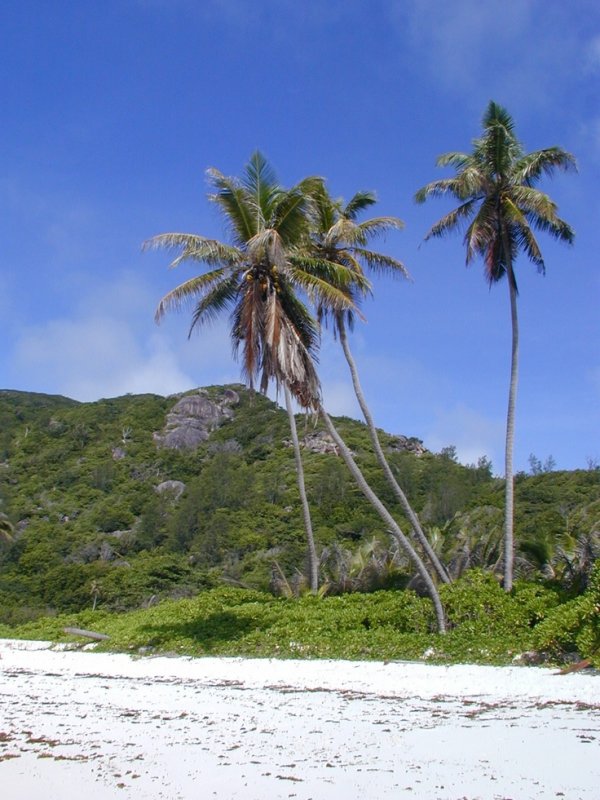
[415,100,576,590]
[307,184,450,584]
[146,153,350,592]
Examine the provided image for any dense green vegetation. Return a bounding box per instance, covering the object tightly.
[1,567,598,666]
[0,387,597,665]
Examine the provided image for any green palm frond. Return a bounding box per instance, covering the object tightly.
[271,188,311,246]
[143,233,242,269]
[343,191,377,219]
[351,247,410,279]
[243,151,281,220]
[436,151,472,169]
[514,148,577,184]
[356,216,405,237]
[415,177,472,203]
[290,264,364,312]
[155,268,233,321]
[207,168,258,244]
[188,274,241,334]
[289,254,368,292]
[423,199,479,241]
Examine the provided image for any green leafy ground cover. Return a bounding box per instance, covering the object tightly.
[1,568,598,667]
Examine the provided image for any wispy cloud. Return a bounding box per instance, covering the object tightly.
[424,403,503,468]
[13,317,192,400]
[8,271,238,400]
[390,0,598,113]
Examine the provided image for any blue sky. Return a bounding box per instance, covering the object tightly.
[1,0,598,472]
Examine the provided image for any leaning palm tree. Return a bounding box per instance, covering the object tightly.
[319,408,446,630]
[307,184,450,584]
[146,155,447,629]
[415,100,576,591]
[146,153,351,593]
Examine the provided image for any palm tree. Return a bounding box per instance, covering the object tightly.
[146,155,447,629]
[145,153,352,593]
[415,100,576,591]
[0,513,14,546]
[307,184,450,584]
[319,409,446,631]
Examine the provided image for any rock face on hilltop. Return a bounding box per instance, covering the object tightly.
[153,388,239,451]
[387,435,427,457]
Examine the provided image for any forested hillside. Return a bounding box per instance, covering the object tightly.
[1,386,598,627]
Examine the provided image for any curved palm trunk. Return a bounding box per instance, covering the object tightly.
[320,407,446,634]
[284,385,319,593]
[337,318,451,584]
[503,263,519,592]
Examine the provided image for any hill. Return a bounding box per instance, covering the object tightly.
[0,386,598,624]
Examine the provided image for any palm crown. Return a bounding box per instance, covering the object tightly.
[415,101,576,289]
[307,183,408,328]
[145,153,354,409]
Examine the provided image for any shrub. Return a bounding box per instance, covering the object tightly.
[533,561,600,665]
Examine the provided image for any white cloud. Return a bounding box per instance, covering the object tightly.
[9,270,239,400]
[424,403,503,468]
[389,0,595,111]
[320,379,361,419]
[13,317,193,400]
[584,34,600,72]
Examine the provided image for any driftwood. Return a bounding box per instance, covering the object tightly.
[555,658,591,675]
[63,627,110,641]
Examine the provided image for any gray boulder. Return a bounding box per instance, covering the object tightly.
[154,388,239,451]
[155,480,186,500]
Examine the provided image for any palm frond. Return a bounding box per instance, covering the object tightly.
[232,278,264,388]
[271,188,310,246]
[463,199,502,266]
[289,253,368,292]
[155,268,232,321]
[290,265,364,312]
[510,187,575,244]
[351,247,411,279]
[343,191,377,219]
[423,198,478,241]
[188,275,240,334]
[514,148,577,184]
[356,216,405,238]
[415,177,471,203]
[435,151,472,170]
[244,152,292,232]
[207,167,258,244]
[275,279,320,352]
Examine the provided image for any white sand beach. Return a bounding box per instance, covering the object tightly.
[1,639,598,799]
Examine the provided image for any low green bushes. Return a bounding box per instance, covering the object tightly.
[3,571,592,667]
[533,562,600,666]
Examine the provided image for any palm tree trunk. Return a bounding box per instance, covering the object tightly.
[337,317,451,584]
[320,407,446,633]
[284,384,319,593]
[503,262,519,592]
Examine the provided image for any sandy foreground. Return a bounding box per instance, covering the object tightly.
[0,639,598,800]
